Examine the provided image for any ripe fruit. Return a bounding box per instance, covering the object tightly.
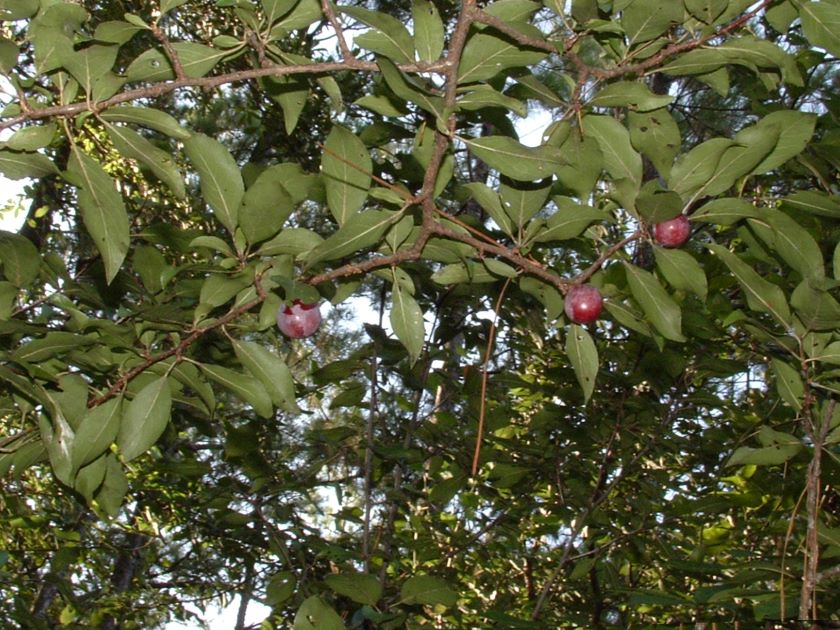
[653,214,690,248]
[565,284,603,325]
[276,300,322,338]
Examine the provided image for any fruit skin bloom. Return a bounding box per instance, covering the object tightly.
[653,214,691,248]
[564,285,603,325]
[276,300,322,338]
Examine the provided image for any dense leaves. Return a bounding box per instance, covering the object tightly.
[0,0,839,628]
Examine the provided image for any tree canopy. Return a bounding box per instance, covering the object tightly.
[1,0,840,627]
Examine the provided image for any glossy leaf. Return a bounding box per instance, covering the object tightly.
[628,108,682,176]
[464,136,563,181]
[106,124,186,198]
[239,165,296,244]
[400,575,458,607]
[293,596,345,630]
[0,150,58,180]
[413,0,444,62]
[800,1,840,58]
[341,6,414,64]
[654,247,708,299]
[0,231,40,288]
[624,263,685,342]
[325,573,382,606]
[707,243,791,325]
[589,81,673,111]
[99,106,191,140]
[72,397,122,469]
[306,210,397,264]
[322,125,372,225]
[771,358,803,411]
[116,377,172,462]
[126,42,229,81]
[582,115,642,187]
[391,279,425,366]
[566,324,598,402]
[67,148,131,284]
[183,134,244,234]
[232,339,300,413]
[458,25,547,83]
[201,364,273,419]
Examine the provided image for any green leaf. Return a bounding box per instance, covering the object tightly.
[750,111,817,174]
[198,272,253,309]
[781,191,840,219]
[306,210,396,264]
[457,85,528,117]
[771,359,803,411]
[232,339,300,413]
[99,106,191,140]
[685,0,729,24]
[554,131,603,200]
[621,0,683,44]
[400,575,458,607]
[582,115,642,187]
[11,332,94,363]
[201,363,273,419]
[126,42,229,81]
[258,228,323,257]
[183,134,244,234]
[94,20,146,45]
[668,138,734,200]
[378,57,446,119]
[461,182,515,236]
[116,377,172,462]
[325,573,383,606]
[589,81,673,111]
[293,596,346,630]
[106,124,185,198]
[458,24,547,83]
[94,454,128,518]
[341,6,415,63]
[161,0,190,14]
[322,125,372,225]
[691,198,761,225]
[661,48,728,76]
[67,148,131,284]
[413,0,445,62]
[0,37,18,74]
[534,197,607,242]
[707,243,791,325]
[39,405,76,486]
[72,398,122,469]
[74,454,108,502]
[499,178,551,231]
[566,324,598,402]
[654,247,708,300]
[260,0,297,25]
[464,136,563,181]
[391,279,425,366]
[0,0,39,20]
[5,124,56,151]
[624,263,685,342]
[800,1,840,59]
[726,443,801,467]
[239,165,296,244]
[64,45,121,99]
[0,281,16,320]
[0,231,40,288]
[0,150,58,180]
[748,209,824,282]
[791,280,840,331]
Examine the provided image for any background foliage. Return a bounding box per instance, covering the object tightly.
[0,0,839,627]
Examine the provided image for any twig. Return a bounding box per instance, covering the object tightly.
[472,277,512,476]
[321,0,355,62]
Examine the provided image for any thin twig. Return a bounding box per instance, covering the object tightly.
[471,277,512,476]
